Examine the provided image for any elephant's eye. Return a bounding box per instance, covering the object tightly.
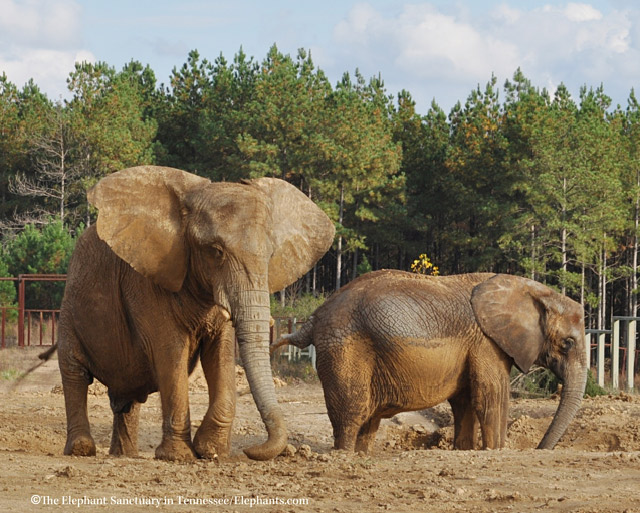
[209,244,225,261]
[562,337,575,353]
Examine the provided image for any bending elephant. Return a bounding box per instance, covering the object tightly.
[274,270,587,452]
[58,166,334,461]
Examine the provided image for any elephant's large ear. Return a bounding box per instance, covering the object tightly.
[87,166,210,292]
[471,274,552,373]
[248,178,335,293]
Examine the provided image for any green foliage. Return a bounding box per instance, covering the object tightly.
[3,221,78,309]
[0,258,16,307]
[512,368,607,398]
[584,369,607,397]
[270,293,326,320]
[511,367,561,398]
[357,254,373,276]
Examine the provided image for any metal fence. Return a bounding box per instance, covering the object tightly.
[0,274,66,348]
[587,316,640,392]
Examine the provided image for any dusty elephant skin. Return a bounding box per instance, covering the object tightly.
[277,270,587,452]
[57,165,334,462]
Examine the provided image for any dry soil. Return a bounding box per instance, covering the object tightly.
[1,347,640,513]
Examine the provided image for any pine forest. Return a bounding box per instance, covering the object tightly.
[1,45,640,331]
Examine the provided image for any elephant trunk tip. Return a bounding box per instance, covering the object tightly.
[536,363,587,450]
[242,410,288,460]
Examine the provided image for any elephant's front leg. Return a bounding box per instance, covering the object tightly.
[355,416,381,453]
[154,339,197,462]
[110,401,140,457]
[471,353,511,450]
[59,340,96,457]
[193,321,236,459]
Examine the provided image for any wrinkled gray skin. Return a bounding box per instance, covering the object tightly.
[58,166,334,462]
[276,270,587,452]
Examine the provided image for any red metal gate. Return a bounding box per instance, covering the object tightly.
[0,274,66,348]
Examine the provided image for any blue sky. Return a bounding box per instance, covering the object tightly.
[2,0,640,113]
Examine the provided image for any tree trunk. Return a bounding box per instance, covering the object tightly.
[632,171,639,317]
[312,263,317,296]
[580,262,585,309]
[335,185,344,290]
[530,224,536,281]
[598,235,607,330]
[352,246,359,279]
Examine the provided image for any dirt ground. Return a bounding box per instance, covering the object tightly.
[1,347,640,513]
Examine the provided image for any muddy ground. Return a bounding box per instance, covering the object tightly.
[1,347,640,513]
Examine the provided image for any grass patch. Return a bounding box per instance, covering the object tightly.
[0,368,23,381]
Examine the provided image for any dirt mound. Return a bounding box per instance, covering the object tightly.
[380,394,640,455]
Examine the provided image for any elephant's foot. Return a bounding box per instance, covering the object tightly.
[155,439,197,462]
[64,434,96,457]
[333,424,359,452]
[193,426,231,459]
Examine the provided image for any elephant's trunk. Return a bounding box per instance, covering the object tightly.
[537,359,587,449]
[234,289,288,460]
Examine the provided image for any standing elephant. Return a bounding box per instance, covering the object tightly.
[275,270,587,452]
[58,166,334,461]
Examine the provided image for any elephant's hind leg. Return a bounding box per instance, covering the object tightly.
[449,392,478,450]
[110,401,141,457]
[325,382,372,452]
[318,336,375,452]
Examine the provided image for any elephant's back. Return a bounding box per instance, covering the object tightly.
[326,270,490,341]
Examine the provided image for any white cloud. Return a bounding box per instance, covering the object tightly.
[395,5,519,80]
[0,0,93,97]
[492,4,521,24]
[0,0,82,48]
[333,3,519,83]
[564,3,603,22]
[331,2,640,110]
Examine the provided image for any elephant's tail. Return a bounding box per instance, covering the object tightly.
[9,343,58,391]
[38,343,58,361]
[269,316,314,355]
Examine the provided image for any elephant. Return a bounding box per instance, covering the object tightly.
[273,270,587,452]
[57,165,335,462]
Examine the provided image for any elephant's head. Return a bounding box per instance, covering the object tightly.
[87,165,335,460]
[470,274,587,449]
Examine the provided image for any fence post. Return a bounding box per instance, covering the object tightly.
[17,277,25,347]
[628,320,637,391]
[597,332,606,387]
[612,319,620,390]
[585,332,591,369]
